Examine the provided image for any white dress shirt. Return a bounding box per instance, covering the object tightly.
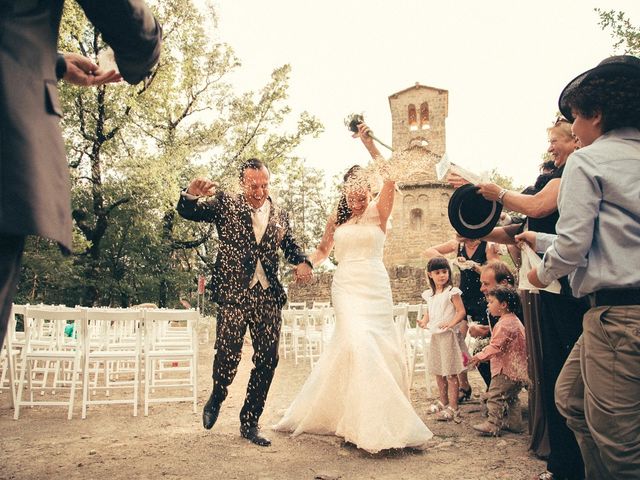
[249,201,271,289]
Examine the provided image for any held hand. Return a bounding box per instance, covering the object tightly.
[527,268,547,288]
[63,53,122,86]
[187,178,217,197]
[476,182,501,201]
[515,231,537,251]
[354,123,376,150]
[467,356,479,369]
[446,173,470,189]
[294,263,313,284]
[417,318,428,329]
[440,321,456,331]
[469,324,490,338]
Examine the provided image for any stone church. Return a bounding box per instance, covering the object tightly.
[290,82,457,305]
[383,82,456,269]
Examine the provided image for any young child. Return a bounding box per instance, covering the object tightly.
[418,256,467,421]
[468,286,528,436]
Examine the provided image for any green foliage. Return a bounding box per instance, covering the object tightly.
[17,1,323,307]
[271,158,335,254]
[488,169,522,192]
[596,9,639,55]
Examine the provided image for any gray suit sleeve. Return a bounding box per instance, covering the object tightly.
[77,0,162,84]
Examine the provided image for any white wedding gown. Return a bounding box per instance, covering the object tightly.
[273,202,433,453]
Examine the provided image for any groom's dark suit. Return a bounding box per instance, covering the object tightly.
[177,190,308,431]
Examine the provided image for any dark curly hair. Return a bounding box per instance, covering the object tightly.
[335,165,369,226]
[563,74,640,132]
[487,285,521,315]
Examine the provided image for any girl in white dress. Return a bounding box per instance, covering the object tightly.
[418,256,467,421]
[273,124,433,453]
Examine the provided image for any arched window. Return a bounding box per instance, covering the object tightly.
[420,102,430,130]
[408,104,418,131]
[409,208,423,231]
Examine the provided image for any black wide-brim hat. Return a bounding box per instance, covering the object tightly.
[447,184,503,239]
[559,55,640,122]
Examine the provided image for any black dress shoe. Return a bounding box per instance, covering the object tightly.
[240,426,271,447]
[202,395,221,430]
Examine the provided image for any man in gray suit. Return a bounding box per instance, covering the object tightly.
[0,1,162,346]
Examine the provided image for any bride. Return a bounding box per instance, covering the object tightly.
[273,124,433,453]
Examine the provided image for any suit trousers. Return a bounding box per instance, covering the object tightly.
[211,284,281,429]
[539,291,587,479]
[0,235,25,348]
[555,305,640,480]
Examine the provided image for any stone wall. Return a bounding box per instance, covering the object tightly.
[384,181,457,268]
[287,265,427,307]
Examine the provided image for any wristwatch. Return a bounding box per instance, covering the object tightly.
[497,188,508,204]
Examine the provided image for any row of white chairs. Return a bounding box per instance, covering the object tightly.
[281,302,433,395]
[0,305,199,420]
[281,304,335,369]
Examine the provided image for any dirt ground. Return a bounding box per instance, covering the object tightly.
[0,336,546,480]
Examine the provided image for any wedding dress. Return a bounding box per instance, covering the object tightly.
[273,202,433,452]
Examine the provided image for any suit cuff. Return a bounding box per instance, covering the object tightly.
[55,54,67,80]
[180,189,200,201]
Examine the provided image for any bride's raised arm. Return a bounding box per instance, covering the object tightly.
[375,178,395,232]
[308,212,337,267]
[355,123,396,232]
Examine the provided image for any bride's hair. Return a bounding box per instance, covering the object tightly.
[426,256,453,292]
[335,165,370,226]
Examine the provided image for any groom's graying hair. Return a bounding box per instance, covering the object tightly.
[239,158,269,180]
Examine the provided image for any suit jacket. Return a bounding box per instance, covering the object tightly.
[0,0,162,252]
[177,191,308,309]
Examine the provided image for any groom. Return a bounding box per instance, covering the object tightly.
[177,158,313,446]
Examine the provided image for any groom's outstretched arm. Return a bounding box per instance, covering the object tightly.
[278,211,308,266]
[176,177,221,223]
[277,211,313,282]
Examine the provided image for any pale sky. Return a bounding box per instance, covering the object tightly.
[207,0,639,188]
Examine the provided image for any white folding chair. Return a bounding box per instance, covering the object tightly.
[81,308,143,418]
[289,309,308,366]
[280,309,295,359]
[392,304,409,338]
[302,308,325,369]
[286,302,307,310]
[143,309,199,415]
[320,307,335,346]
[0,304,26,407]
[405,304,432,396]
[14,306,86,420]
[311,301,330,309]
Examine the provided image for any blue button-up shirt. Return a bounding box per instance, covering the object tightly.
[536,128,640,298]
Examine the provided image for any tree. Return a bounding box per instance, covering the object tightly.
[16,1,323,308]
[596,9,639,55]
[271,158,334,253]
